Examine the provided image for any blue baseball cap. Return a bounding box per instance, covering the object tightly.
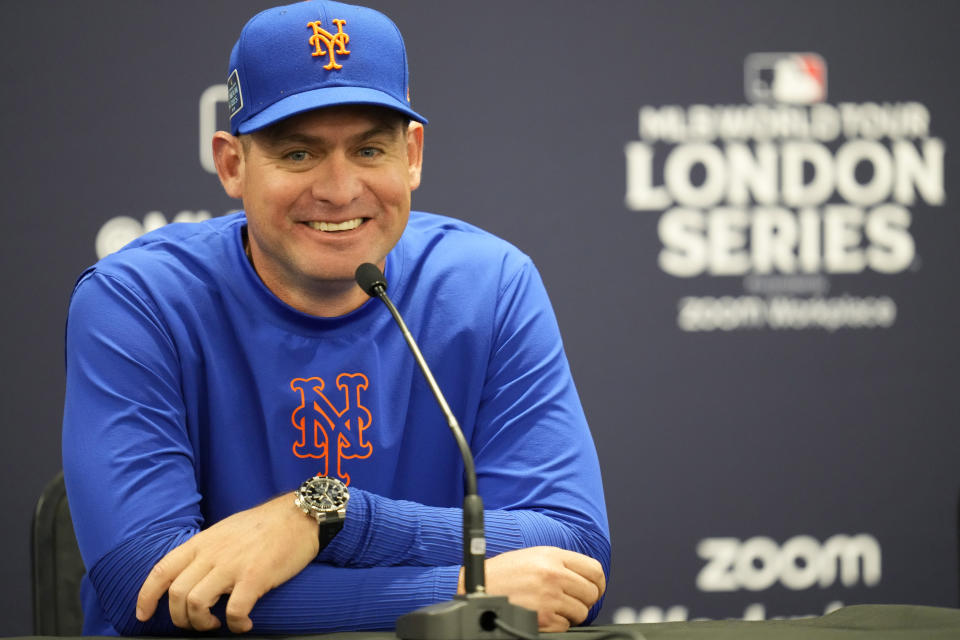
[227,0,427,135]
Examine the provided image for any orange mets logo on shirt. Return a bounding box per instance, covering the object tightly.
[290,374,371,485]
[307,19,350,70]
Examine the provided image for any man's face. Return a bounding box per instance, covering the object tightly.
[231,105,423,307]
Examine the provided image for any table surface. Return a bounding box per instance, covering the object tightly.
[570,604,960,639]
[16,604,960,640]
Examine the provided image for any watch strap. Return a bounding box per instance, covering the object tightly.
[317,516,344,551]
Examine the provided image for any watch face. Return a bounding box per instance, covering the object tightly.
[304,476,349,511]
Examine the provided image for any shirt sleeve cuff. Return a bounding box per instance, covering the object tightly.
[317,486,369,564]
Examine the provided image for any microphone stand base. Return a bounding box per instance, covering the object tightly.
[396,593,538,640]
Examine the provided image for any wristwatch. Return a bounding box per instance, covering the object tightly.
[294,475,349,551]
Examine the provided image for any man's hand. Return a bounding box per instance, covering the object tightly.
[135,492,318,633]
[459,547,606,632]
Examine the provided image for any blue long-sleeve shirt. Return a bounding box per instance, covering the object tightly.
[63,212,610,634]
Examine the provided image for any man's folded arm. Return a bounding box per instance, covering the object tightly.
[320,490,611,624]
[87,524,463,634]
[301,494,611,629]
[321,488,608,568]
[88,498,608,634]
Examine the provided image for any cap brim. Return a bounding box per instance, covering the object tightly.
[236,86,427,134]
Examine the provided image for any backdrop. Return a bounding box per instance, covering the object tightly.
[3,1,959,634]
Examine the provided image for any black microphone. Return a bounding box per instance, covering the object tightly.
[355,262,387,297]
[355,263,538,640]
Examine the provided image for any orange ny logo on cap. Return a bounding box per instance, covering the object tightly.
[307,19,350,70]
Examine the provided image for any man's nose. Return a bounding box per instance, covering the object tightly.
[312,154,362,206]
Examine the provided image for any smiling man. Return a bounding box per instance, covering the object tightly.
[62,0,609,635]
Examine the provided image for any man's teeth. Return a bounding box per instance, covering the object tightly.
[306,218,363,232]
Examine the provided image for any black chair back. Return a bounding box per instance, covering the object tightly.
[32,470,86,635]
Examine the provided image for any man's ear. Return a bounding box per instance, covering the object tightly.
[406,122,424,191]
[212,131,245,199]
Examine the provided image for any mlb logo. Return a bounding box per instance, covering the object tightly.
[744,53,827,104]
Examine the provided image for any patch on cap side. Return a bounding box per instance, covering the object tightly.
[227,69,243,118]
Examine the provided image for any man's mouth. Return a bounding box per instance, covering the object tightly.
[305,218,364,232]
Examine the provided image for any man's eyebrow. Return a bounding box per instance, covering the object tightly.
[257,123,402,147]
[353,123,404,142]
[258,132,321,147]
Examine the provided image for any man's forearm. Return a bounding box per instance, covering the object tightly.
[89,523,461,635]
[320,487,609,571]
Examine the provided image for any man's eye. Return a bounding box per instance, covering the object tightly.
[285,150,310,162]
[358,147,382,158]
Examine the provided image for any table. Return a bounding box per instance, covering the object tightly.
[15,604,960,640]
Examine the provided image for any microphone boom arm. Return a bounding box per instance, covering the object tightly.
[367,280,485,594]
[373,285,478,496]
[355,263,538,639]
